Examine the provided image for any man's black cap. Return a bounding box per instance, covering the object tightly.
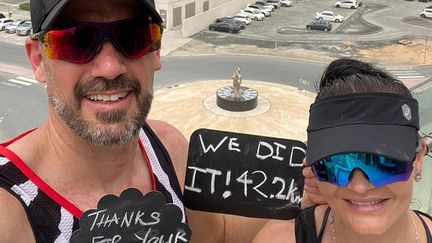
[30,0,163,33]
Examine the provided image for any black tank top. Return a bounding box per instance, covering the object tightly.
[0,123,185,243]
[295,205,432,243]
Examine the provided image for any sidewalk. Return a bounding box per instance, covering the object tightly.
[160,28,192,57]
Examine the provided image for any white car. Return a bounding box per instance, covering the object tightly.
[420,8,432,18]
[266,0,281,9]
[248,3,274,12]
[315,11,344,22]
[0,18,13,31]
[240,9,265,21]
[232,13,252,25]
[245,7,271,17]
[281,0,293,7]
[255,1,276,11]
[334,0,359,9]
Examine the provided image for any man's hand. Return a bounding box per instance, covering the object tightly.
[301,166,327,208]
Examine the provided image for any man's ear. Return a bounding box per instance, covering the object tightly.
[25,38,47,83]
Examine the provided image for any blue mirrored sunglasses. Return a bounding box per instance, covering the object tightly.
[311,152,414,187]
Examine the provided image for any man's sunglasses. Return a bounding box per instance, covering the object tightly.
[311,152,414,187]
[31,18,162,64]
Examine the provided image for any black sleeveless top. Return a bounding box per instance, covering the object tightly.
[295,205,432,243]
[0,123,185,243]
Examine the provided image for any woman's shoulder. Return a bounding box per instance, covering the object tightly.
[252,205,330,243]
[415,210,432,235]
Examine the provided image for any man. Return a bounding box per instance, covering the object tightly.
[0,0,270,242]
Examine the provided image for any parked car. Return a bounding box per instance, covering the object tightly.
[255,1,276,10]
[0,13,6,19]
[0,18,13,31]
[420,8,432,18]
[248,3,274,12]
[245,7,271,17]
[306,20,332,31]
[315,11,344,22]
[215,17,246,29]
[4,20,24,34]
[208,22,241,33]
[266,0,281,9]
[232,13,252,25]
[281,0,293,7]
[240,9,265,20]
[16,20,32,36]
[334,0,359,9]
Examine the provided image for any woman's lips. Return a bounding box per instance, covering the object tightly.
[345,198,389,213]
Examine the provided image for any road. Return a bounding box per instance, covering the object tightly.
[1,41,431,140]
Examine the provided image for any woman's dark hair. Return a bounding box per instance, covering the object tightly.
[316,58,412,101]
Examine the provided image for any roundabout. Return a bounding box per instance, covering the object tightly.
[148,80,315,142]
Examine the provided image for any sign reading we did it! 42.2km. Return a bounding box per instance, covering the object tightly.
[184,129,307,220]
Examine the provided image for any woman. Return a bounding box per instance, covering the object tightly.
[252,58,431,243]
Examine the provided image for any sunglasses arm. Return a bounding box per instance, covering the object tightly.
[423,132,432,158]
[30,31,45,43]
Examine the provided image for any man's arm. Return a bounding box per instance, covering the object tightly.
[147,120,267,243]
[0,189,35,243]
[147,120,225,242]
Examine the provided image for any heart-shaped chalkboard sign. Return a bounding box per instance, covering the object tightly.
[71,188,191,243]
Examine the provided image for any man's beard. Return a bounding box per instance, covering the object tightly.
[51,76,153,146]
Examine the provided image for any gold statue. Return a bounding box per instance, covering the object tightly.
[232,67,242,99]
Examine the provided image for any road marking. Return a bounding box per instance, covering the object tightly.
[16,76,39,84]
[386,67,414,70]
[8,78,32,86]
[1,81,22,88]
[1,76,39,88]
[396,76,426,79]
[390,70,418,74]
[386,67,427,88]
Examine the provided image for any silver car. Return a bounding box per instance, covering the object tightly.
[4,20,23,34]
[16,21,32,36]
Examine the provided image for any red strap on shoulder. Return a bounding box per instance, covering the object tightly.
[0,140,83,218]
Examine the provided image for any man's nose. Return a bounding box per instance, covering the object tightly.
[90,41,127,80]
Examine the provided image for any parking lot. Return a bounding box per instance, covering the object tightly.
[206,0,432,41]
[238,0,361,38]
[0,4,30,46]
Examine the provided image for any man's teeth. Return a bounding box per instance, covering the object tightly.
[87,92,128,101]
[350,199,385,206]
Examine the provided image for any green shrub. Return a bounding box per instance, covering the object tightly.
[19,3,31,11]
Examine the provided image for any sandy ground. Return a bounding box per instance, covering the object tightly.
[171,37,432,66]
[359,39,432,65]
[149,80,315,142]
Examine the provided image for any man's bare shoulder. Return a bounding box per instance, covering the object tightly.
[146,119,188,185]
[147,119,187,144]
[0,189,35,242]
[252,218,295,243]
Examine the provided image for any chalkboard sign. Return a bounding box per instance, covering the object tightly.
[184,128,306,220]
[71,189,191,243]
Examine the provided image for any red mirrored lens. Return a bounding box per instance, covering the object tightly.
[43,24,101,63]
[113,23,162,59]
[42,19,162,64]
